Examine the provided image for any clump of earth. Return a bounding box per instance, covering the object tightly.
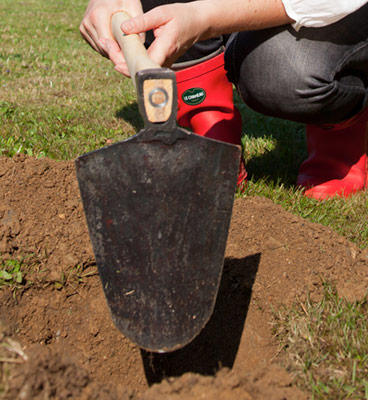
[1,155,367,399]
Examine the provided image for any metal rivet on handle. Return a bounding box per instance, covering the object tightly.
[149,88,168,108]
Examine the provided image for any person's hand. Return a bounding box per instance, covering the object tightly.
[120,2,209,68]
[80,0,144,75]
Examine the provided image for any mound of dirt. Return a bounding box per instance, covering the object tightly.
[0,154,93,276]
[2,341,306,400]
[1,155,367,399]
[138,366,307,400]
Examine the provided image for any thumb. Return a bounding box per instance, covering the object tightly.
[121,14,149,35]
[121,9,166,35]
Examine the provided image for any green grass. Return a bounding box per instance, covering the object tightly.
[274,283,368,399]
[236,101,368,249]
[53,264,99,290]
[0,0,139,159]
[0,260,23,287]
[0,259,27,302]
[1,0,368,397]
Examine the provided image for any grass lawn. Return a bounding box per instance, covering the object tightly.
[1,0,367,397]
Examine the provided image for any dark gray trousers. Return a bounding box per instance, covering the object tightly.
[224,3,368,124]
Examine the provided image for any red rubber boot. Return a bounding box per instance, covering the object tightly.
[175,53,247,191]
[297,108,368,200]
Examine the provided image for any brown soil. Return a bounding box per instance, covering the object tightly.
[1,155,367,399]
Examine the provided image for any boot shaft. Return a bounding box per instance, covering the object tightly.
[175,53,242,145]
[297,107,368,199]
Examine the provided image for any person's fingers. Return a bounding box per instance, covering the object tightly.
[80,4,120,57]
[80,26,98,52]
[116,0,146,41]
[127,0,144,18]
[81,3,147,62]
[114,62,130,76]
[121,7,167,36]
[147,21,184,66]
[80,19,107,56]
[103,39,126,65]
[147,36,179,67]
[120,8,176,65]
[90,7,115,44]
[120,6,195,66]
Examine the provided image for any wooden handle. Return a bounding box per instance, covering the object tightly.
[111,11,175,124]
[111,12,160,79]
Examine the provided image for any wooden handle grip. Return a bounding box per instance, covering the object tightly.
[111,12,160,79]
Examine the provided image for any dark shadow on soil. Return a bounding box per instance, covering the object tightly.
[115,103,144,131]
[141,253,261,385]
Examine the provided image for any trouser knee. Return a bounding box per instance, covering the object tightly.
[225,10,368,125]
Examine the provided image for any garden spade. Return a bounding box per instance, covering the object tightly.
[75,12,241,352]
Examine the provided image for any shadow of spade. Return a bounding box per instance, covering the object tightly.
[141,253,261,385]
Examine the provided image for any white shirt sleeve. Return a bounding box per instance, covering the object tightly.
[282,0,368,30]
